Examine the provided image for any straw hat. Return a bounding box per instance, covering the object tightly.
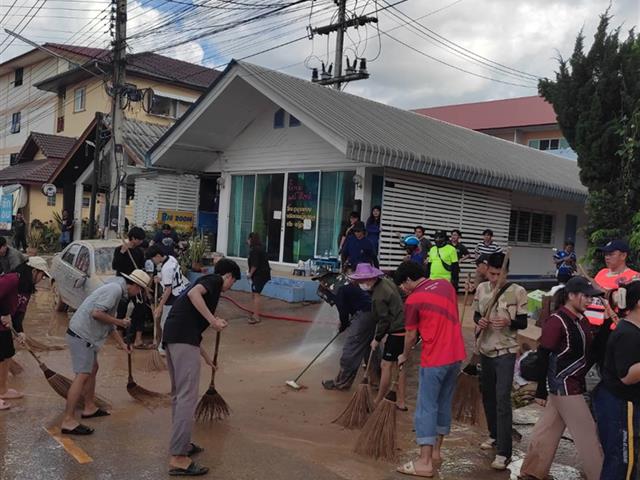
[26,256,51,278]
[348,263,385,281]
[121,269,152,291]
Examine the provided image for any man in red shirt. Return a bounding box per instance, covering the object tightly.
[395,261,466,478]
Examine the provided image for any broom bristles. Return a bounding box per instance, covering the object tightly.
[451,372,485,427]
[332,382,374,429]
[39,364,112,410]
[145,350,167,372]
[354,396,397,460]
[127,381,171,409]
[195,386,230,422]
[25,336,66,352]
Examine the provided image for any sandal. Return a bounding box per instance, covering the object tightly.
[61,424,95,435]
[0,389,23,399]
[396,460,433,478]
[187,443,204,456]
[248,316,262,325]
[396,405,409,412]
[81,408,111,419]
[169,461,209,476]
[0,400,10,410]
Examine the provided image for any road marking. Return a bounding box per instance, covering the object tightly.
[44,426,93,464]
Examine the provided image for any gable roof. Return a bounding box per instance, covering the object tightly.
[34,44,220,92]
[0,159,61,186]
[413,96,558,131]
[26,132,77,160]
[149,61,586,201]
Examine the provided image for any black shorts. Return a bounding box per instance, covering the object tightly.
[0,330,15,362]
[382,334,404,362]
[251,277,270,294]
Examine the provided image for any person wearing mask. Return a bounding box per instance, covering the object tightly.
[12,212,26,253]
[402,236,426,269]
[60,269,150,435]
[112,227,150,348]
[394,261,466,478]
[450,229,470,291]
[340,225,377,269]
[349,263,407,411]
[474,229,501,258]
[519,276,608,480]
[0,257,50,410]
[338,211,364,251]
[593,280,640,480]
[59,210,74,249]
[163,259,240,476]
[0,237,27,274]
[147,245,190,356]
[365,206,381,254]
[474,252,528,470]
[553,241,577,281]
[428,230,459,284]
[247,232,271,325]
[150,224,180,257]
[322,269,375,391]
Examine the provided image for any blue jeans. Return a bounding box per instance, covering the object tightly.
[415,361,461,446]
[593,383,639,480]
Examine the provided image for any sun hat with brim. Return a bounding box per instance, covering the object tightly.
[348,263,385,281]
[596,240,630,253]
[565,276,604,297]
[121,269,152,291]
[26,256,51,278]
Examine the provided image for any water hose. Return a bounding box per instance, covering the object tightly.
[221,295,336,325]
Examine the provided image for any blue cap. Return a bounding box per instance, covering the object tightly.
[403,235,420,247]
[597,240,630,253]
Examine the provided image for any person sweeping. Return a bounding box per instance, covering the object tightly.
[394,261,466,478]
[60,269,151,435]
[162,258,240,477]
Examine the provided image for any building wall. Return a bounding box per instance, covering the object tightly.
[509,191,587,276]
[60,76,202,137]
[0,57,70,168]
[25,186,63,224]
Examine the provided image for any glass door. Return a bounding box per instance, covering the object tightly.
[253,174,285,261]
[227,175,255,258]
[283,172,320,263]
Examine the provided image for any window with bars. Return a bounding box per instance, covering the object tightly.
[10,112,20,134]
[508,210,553,245]
[14,67,23,87]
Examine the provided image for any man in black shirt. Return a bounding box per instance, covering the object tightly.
[112,227,148,347]
[12,212,26,252]
[163,258,241,477]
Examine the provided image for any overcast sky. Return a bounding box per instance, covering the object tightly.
[1,0,638,110]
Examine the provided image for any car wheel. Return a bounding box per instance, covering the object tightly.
[51,282,67,312]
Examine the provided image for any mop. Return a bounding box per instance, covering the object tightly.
[285,331,341,390]
[195,331,229,422]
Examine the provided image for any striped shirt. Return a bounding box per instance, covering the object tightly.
[474,241,502,257]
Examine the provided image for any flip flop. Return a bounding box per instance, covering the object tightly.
[0,400,10,410]
[169,461,209,476]
[248,316,262,325]
[0,389,23,399]
[61,424,95,435]
[396,460,433,478]
[396,405,409,412]
[187,443,204,456]
[81,408,111,419]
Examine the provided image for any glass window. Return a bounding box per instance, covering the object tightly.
[227,175,255,257]
[273,108,285,128]
[94,248,115,275]
[539,139,550,151]
[62,244,81,265]
[317,171,356,257]
[74,87,85,112]
[74,246,90,273]
[253,174,285,261]
[150,95,177,118]
[509,209,554,245]
[549,139,560,150]
[516,211,531,242]
[289,114,301,127]
[559,138,570,149]
[14,67,23,87]
[10,112,20,134]
[283,172,320,263]
[9,153,18,165]
[528,139,540,149]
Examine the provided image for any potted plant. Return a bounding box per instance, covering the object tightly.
[188,234,208,272]
[26,228,44,256]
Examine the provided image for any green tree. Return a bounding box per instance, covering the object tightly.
[539,12,640,271]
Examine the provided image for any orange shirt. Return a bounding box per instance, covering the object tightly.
[593,267,639,290]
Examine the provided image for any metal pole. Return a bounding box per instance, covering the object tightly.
[88,112,102,238]
[333,0,346,91]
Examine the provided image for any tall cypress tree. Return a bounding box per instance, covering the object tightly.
[540,12,640,269]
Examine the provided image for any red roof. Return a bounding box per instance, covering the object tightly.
[28,132,77,160]
[413,96,558,130]
[0,159,61,185]
[45,43,111,61]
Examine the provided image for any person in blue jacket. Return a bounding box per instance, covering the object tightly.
[341,225,378,269]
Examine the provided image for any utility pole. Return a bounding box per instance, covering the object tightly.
[106,0,127,238]
[88,111,102,238]
[309,0,377,88]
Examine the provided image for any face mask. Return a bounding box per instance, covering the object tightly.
[359,283,372,291]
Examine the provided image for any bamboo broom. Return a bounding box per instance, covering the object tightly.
[146,282,167,372]
[332,350,375,429]
[195,331,229,422]
[126,349,170,409]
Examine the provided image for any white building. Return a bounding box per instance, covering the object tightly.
[147,61,587,279]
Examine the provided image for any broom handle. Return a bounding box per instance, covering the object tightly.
[460,273,472,327]
[121,237,140,270]
[293,331,341,383]
[209,331,221,385]
[127,352,134,383]
[363,348,375,380]
[9,326,45,367]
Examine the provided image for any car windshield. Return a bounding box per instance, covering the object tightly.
[94,248,115,275]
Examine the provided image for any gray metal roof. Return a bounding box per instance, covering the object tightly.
[237,61,585,201]
[122,119,168,164]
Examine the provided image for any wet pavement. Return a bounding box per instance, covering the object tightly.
[0,282,584,479]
